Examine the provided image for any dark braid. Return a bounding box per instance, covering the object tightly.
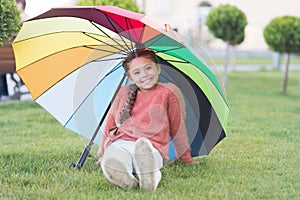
[118,48,158,125]
[119,84,139,124]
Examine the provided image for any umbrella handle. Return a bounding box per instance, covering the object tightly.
[69,145,91,169]
[69,73,127,169]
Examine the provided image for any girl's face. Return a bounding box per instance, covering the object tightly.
[127,56,160,92]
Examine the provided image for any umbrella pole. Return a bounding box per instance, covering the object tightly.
[69,73,127,169]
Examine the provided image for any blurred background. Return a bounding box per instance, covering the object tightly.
[1,0,300,100]
[23,0,299,51]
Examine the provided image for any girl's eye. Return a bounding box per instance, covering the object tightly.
[146,65,153,70]
[133,71,140,76]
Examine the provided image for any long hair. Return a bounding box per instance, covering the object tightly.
[119,49,159,125]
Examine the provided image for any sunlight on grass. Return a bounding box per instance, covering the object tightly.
[0,71,299,199]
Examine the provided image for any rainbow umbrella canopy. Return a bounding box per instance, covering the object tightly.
[12,6,229,168]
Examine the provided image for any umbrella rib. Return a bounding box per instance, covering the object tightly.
[83,32,129,53]
[142,33,165,47]
[139,24,146,45]
[102,15,135,53]
[124,17,139,49]
[64,63,124,125]
[144,34,185,53]
[93,57,127,62]
[86,72,128,147]
[89,21,131,53]
[162,59,189,64]
[153,46,191,63]
[84,45,128,56]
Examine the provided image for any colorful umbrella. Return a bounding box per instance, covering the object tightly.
[12,6,229,168]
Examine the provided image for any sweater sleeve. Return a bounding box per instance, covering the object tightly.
[167,84,194,163]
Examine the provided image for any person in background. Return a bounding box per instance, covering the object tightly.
[0,0,29,101]
[6,0,29,100]
[16,0,29,22]
[0,75,8,99]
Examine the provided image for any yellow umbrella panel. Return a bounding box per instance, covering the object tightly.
[13,17,132,99]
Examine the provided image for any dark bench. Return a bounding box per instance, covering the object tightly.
[0,40,29,100]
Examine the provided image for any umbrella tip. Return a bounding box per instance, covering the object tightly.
[164,24,184,44]
[164,24,172,32]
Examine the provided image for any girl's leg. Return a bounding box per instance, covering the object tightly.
[101,141,138,190]
[133,137,163,190]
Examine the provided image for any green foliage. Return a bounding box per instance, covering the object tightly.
[0,0,21,46]
[264,16,300,54]
[229,31,244,46]
[76,0,140,13]
[206,4,247,45]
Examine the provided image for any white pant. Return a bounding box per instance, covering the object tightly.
[101,139,163,174]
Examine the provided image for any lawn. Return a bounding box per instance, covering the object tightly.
[210,55,300,65]
[0,71,299,199]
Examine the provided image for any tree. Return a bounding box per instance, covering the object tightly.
[264,16,300,94]
[0,0,21,46]
[76,0,140,13]
[206,4,247,89]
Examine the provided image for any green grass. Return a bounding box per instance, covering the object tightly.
[210,56,300,65]
[1,71,299,199]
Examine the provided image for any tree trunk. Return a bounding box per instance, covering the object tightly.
[281,53,290,94]
[231,46,236,70]
[222,42,230,92]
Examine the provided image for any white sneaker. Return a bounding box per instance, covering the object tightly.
[101,157,138,190]
[133,138,162,190]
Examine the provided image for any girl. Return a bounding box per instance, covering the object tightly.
[97,49,194,190]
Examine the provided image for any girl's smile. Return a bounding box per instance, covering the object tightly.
[127,57,161,92]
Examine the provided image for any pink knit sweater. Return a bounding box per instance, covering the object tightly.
[99,83,194,163]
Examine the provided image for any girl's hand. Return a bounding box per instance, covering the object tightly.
[96,149,103,165]
[95,158,102,165]
[96,149,103,158]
